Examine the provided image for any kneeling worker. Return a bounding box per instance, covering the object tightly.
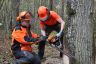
[11,11,47,64]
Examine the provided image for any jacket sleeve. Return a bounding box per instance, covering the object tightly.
[12,30,34,45]
[52,11,61,21]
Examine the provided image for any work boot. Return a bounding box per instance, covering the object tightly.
[60,47,64,58]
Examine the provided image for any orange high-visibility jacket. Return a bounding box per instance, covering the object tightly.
[12,26,39,52]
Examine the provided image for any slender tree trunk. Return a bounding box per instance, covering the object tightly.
[11,0,20,28]
[0,0,4,10]
[49,0,53,10]
[61,0,64,19]
[93,0,96,63]
[65,0,94,64]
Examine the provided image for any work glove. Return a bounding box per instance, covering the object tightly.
[24,36,38,42]
[36,36,48,45]
[29,36,47,45]
[56,33,61,37]
[39,36,48,42]
[56,31,64,37]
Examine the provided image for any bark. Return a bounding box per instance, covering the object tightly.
[49,0,53,10]
[65,0,94,64]
[11,0,20,28]
[93,0,96,63]
[61,0,64,19]
[0,0,4,10]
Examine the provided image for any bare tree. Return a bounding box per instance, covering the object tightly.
[49,0,53,10]
[11,0,20,30]
[93,0,96,63]
[61,0,64,19]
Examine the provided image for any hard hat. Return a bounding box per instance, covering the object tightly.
[37,6,50,21]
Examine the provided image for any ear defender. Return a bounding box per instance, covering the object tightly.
[21,16,26,19]
[21,11,28,19]
[16,11,29,21]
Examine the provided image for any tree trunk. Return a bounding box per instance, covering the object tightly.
[65,0,94,64]
[61,0,64,19]
[11,0,20,28]
[93,0,96,63]
[49,0,53,10]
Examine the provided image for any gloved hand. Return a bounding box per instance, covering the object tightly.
[24,36,38,42]
[39,36,48,42]
[56,33,61,37]
[56,31,64,37]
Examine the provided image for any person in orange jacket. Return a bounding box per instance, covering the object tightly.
[37,6,65,59]
[11,11,47,64]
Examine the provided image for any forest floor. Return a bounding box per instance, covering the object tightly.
[0,30,63,64]
[0,30,14,64]
[33,45,63,64]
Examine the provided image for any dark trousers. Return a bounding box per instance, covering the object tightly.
[13,50,41,64]
[38,23,64,59]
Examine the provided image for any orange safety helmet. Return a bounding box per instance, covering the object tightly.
[37,6,50,21]
[16,11,32,22]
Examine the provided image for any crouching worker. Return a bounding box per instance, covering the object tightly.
[11,11,47,64]
[37,6,65,59]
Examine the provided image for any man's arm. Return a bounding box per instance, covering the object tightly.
[12,30,38,45]
[41,29,46,36]
[56,18,65,37]
[39,21,46,36]
[52,11,65,36]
